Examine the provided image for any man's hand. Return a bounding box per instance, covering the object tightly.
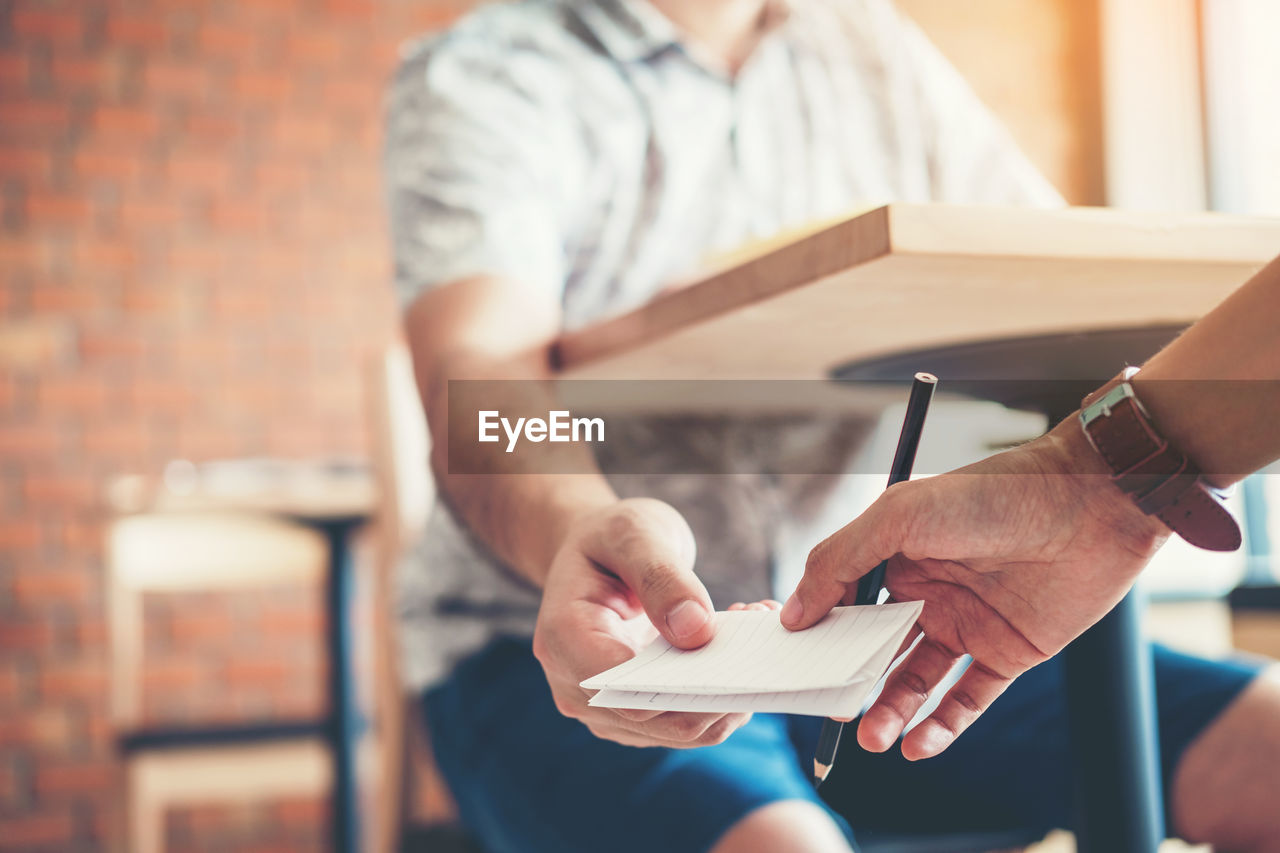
[781,419,1169,761]
[533,497,752,748]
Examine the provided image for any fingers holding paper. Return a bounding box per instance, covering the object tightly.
[781,425,1169,759]
[533,498,751,748]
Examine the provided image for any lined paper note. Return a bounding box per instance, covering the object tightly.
[582,602,922,718]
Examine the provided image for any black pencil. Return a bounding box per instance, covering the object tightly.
[813,372,937,786]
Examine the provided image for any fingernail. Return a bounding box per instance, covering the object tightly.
[858,709,897,753]
[780,596,803,626]
[666,600,709,639]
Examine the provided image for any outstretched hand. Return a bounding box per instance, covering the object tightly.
[781,419,1170,760]
[534,498,752,748]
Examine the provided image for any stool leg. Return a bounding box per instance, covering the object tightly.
[1065,590,1163,853]
[321,519,362,853]
[127,757,164,853]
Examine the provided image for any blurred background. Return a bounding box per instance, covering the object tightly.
[1,0,1278,851]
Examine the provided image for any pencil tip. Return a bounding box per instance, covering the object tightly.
[812,760,831,787]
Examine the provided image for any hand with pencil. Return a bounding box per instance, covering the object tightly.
[781,413,1170,763]
[533,497,753,748]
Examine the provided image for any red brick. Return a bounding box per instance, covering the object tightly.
[105,13,169,47]
[284,32,346,64]
[271,796,326,826]
[325,0,377,19]
[143,60,210,100]
[0,710,75,753]
[75,618,107,649]
[0,619,56,651]
[0,53,29,87]
[322,79,376,113]
[405,5,466,31]
[86,803,116,845]
[165,150,234,190]
[0,521,42,550]
[184,112,242,145]
[232,70,294,102]
[74,239,139,271]
[1,99,71,134]
[59,520,103,552]
[34,760,117,797]
[0,812,75,848]
[0,318,74,369]
[83,710,112,752]
[0,663,24,706]
[50,54,125,93]
[223,657,290,685]
[90,105,161,139]
[38,660,108,703]
[0,236,45,273]
[173,425,241,459]
[0,763,18,806]
[0,144,51,177]
[117,197,185,231]
[73,148,143,182]
[164,241,222,276]
[258,603,321,637]
[252,160,311,194]
[83,422,152,456]
[79,328,147,362]
[23,472,98,505]
[167,606,232,644]
[11,568,88,606]
[121,282,188,314]
[269,115,336,153]
[126,379,198,413]
[207,199,267,231]
[0,424,59,456]
[141,659,202,691]
[31,281,109,314]
[35,375,110,412]
[10,8,84,42]
[243,0,296,12]
[25,193,93,226]
[197,23,256,56]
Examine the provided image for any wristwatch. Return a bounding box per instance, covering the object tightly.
[1078,367,1241,552]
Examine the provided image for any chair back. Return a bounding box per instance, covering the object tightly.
[106,511,325,727]
[364,341,441,852]
[367,343,433,552]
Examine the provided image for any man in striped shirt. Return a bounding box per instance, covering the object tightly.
[386,1,1277,850]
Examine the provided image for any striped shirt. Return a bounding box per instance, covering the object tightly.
[385,0,1061,690]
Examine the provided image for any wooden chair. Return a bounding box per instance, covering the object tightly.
[108,511,332,853]
[365,342,464,851]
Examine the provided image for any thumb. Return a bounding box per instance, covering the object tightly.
[587,500,714,649]
[782,489,906,630]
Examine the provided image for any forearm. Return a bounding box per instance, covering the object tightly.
[1134,254,1280,485]
[404,277,618,588]
[420,346,616,586]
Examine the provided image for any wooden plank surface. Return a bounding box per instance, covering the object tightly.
[555,204,1280,380]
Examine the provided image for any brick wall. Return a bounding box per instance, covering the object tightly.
[0,1,467,850]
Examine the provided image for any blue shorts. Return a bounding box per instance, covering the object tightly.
[423,638,1261,853]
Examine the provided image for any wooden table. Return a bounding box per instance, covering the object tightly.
[554,203,1280,852]
[110,460,377,853]
[557,204,1277,380]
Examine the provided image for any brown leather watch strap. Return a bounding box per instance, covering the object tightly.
[1079,369,1241,552]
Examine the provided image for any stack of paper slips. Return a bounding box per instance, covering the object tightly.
[581,601,923,718]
